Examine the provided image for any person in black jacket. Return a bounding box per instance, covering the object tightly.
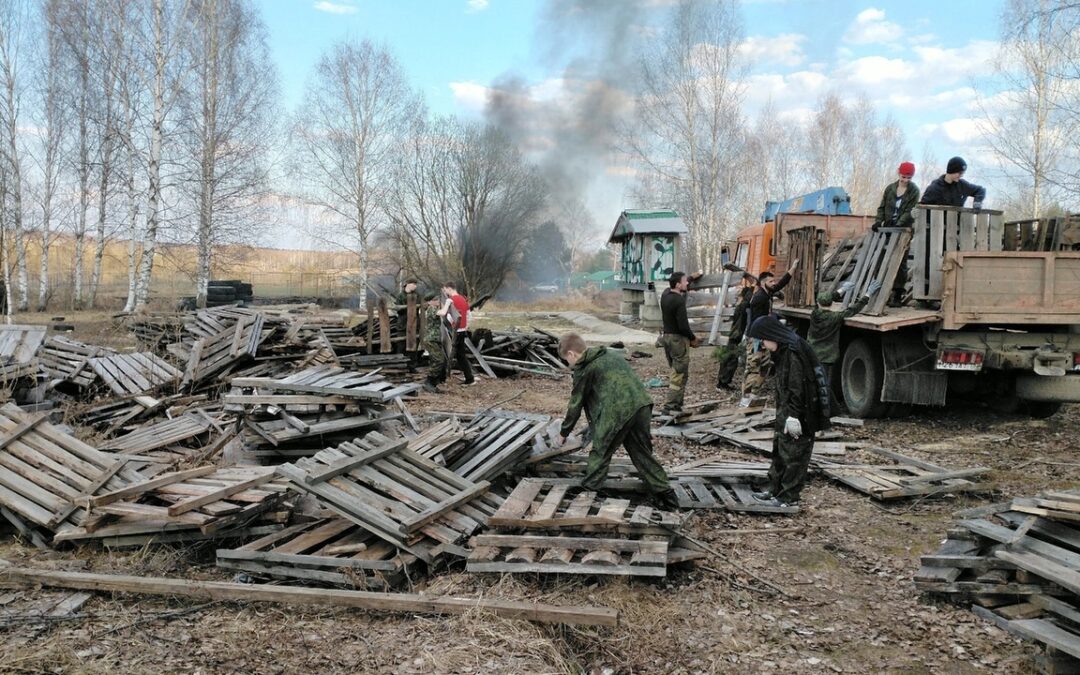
[921,156,986,208]
[658,271,699,413]
[741,259,799,405]
[747,315,831,509]
[715,274,754,390]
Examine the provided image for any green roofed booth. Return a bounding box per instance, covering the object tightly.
[608,209,688,328]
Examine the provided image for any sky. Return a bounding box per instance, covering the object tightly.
[260,0,1009,245]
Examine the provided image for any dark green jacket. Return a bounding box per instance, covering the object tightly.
[807,295,868,364]
[874,181,921,228]
[560,346,652,450]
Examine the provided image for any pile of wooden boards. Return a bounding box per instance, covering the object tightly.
[461,329,569,379]
[0,325,46,384]
[917,490,1080,669]
[654,401,991,503]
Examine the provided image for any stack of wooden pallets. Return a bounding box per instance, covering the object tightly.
[917,491,1080,670]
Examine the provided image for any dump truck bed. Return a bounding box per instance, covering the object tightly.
[776,304,941,332]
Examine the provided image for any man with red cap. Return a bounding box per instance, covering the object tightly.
[873,161,920,230]
[873,162,921,305]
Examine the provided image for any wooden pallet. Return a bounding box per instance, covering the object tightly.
[819,447,992,500]
[216,518,420,589]
[839,227,912,315]
[909,206,1005,300]
[231,364,420,402]
[78,465,286,537]
[671,478,798,514]
[447,410,550,482]
[174,311,266,388]
[275,432,503,562]
[467,534,669,577]
[0,403,144,540]
[669,456,771,481]
[88,352,183,396]
[489,478,681,533]
[39,336,115,388]
[100,413,217,455]
[0,325,46,382]
[243,411,401,448]
[783,226,824,308]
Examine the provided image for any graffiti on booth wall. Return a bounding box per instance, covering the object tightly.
[621,236,646,285]
[649,235,676,282]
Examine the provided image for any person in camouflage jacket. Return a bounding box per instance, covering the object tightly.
[422,295,448,392]
[807,283,877,388]
[556,332,679,510]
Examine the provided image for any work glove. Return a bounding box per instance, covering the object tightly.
[866,279,883,297]
[783,417,802,439]
[972,201,983,211]
[837,281,855,296]
[871,221,881,232]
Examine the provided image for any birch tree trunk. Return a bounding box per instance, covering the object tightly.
[134,0,166,312]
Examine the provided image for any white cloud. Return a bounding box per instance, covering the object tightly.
[838,55,910,86]
[920,117,983,144]
[449,81,489,112]
[843,8,903,46]
[466,0,489,12]
[738,33,806,68]
[313,1,357,15]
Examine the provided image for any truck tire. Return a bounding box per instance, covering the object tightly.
[841,338,887,419]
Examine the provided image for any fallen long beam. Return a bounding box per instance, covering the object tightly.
[0,564,617,627]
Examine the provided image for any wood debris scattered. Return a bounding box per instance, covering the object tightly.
[917,490,1080,669]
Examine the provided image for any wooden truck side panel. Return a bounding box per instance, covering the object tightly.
[941,251,1080,330]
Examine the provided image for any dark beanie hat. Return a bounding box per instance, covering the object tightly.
[946,156,967,174]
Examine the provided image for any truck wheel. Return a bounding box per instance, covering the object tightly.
[841,338,887,419]
[1024,401,1062,419]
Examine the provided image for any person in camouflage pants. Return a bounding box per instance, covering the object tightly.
[422,295,448,392]
[556,332,679,510]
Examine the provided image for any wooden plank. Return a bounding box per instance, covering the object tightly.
[90,466,218,508]
[400,480,491,533]
[167,471,276,516]
[0,565,618,627]
[928,208,945,296]
[0,414,47,452]
[304,439,410,485]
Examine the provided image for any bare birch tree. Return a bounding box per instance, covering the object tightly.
[176,0,277,308]
[29,0,70,310]
[290,38,420,295]
[385,116,548,298]
[623,0,748,271]
[0,0,31,311]
[977,0,1079,215]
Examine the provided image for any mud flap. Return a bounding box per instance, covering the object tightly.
[880,333,947,405]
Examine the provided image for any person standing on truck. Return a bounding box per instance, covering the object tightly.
[659,271,700,414]
[741,259,799,406]
[556,332,680,511]
[437,282,476,386]
[920,156,986,208]
[747,315,831,509]
[873,162,920,230]
[807,281,881,392]
[716,274,754,391]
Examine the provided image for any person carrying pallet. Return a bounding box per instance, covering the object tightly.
[556,332,680,511]
[807,280,881,392]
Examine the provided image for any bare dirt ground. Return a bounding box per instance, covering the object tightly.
[2,310,1077,673]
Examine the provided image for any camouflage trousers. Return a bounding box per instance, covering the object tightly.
[424,340,447,385]
[582,405,670,495]
[767,432,814,504]
[659,334,690,409]
[742,339,770,398]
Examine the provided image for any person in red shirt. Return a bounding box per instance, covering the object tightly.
[437,282,476,386]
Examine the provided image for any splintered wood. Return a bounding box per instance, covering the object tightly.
[917,490,1080,666]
